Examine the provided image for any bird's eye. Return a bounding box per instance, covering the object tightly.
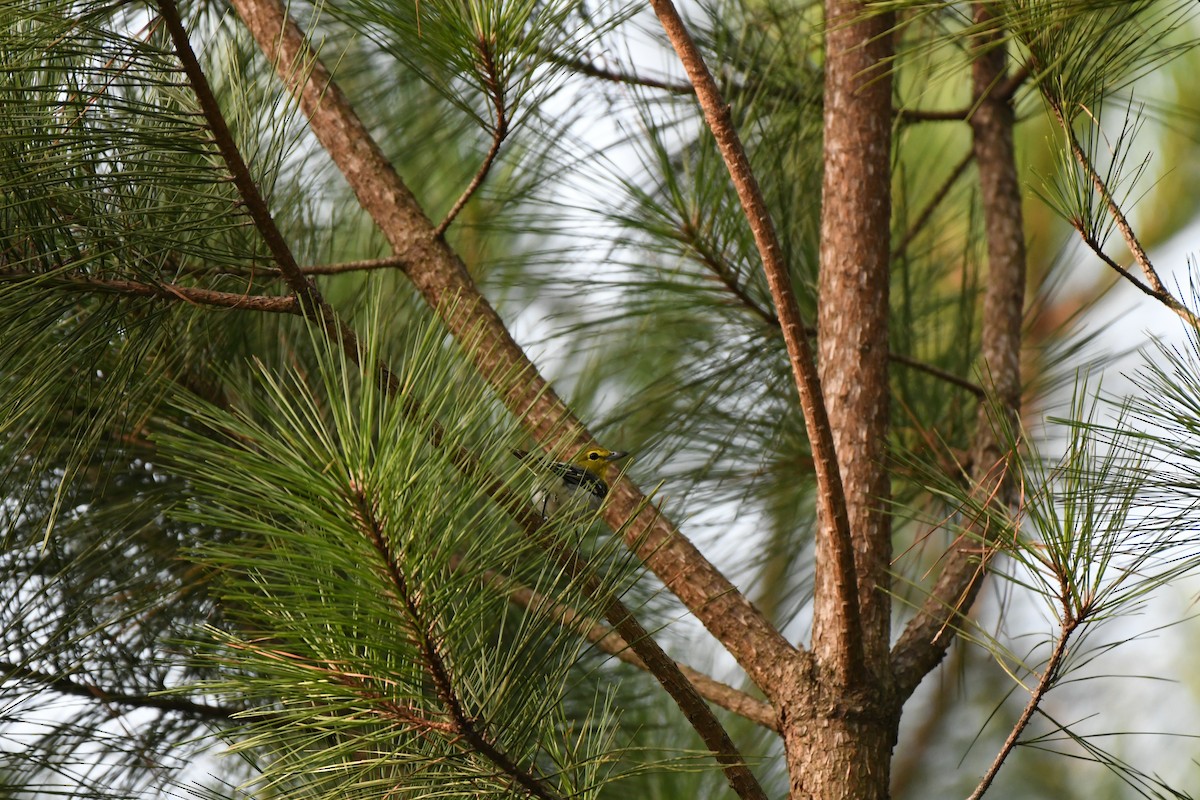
[589,452,600,460]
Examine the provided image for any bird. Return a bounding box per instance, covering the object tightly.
[512,446,629,519]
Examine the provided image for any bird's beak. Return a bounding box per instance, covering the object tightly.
[605,451,629,462]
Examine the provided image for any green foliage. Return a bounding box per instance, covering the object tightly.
[155,313,640,799]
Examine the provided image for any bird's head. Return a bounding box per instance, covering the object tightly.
[572,447,630,478]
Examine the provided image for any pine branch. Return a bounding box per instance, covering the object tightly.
[888,352,986,399]
[677,219,780,328]
[1047,97,1200,326]
[227,0,797,703]
[435,34,509,237]
[466,558,779,731]
[0,659,240,722]
[1073,230,1172,302]
[897,63,1031,124]
[0,270,300,314]
[541,50,695,95]
[647,0,860,683]
[967,617,1078,800]
[347,480,562,800]
[303,255,412,275]
[225,642,466,742]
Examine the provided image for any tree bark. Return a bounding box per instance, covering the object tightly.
[814,0,894,674]
[779,657,899,799]
[786,1,898,796]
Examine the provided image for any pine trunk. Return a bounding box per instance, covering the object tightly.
[800,0,898,795]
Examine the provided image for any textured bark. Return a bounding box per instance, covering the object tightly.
[813,0,894,686]
[787,1,898,796]
[779,655,899,800]
[891,6,1027,700]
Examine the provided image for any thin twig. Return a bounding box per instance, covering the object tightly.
[678,220,780,328]
[898,63,1030,125]
[1073,228,1199,325]
[0,659,240,722]
[541,50,695,95]
[966,619,1077,800]
[897,106,972,123]
[889,352,986,398]
[647,0,861,683]
[302,255,411,275]
[0,270,300,314]
[436,36,509,237]
[1048,96,1197,325]
[1075,231,1176,309]
[671,226,988,397]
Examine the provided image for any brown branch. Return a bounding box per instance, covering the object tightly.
[0,270,300,314]
[155,0,335,335]
[892,6,1027,701]
[468,559,778,732]
[997,63,1032,103]
[1052,99,1166,294]
[224,644,462,740]
[302,255,412,275]
[1073,228,1198,319]
[435,36,509,237]
[647,0,860,685]
[888,352,986,399]
[897,106,972,123]
[967,618,1078,800]
[1047,99,1200,326]
[348,481,562,800]
[0,659,240,722]
[229,0,795,707]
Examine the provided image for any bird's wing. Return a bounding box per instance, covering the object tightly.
[546,462,608,501]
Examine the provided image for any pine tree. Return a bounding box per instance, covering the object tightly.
[5,0,1200,797]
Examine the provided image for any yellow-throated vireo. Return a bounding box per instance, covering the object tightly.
[513,447,629,519]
